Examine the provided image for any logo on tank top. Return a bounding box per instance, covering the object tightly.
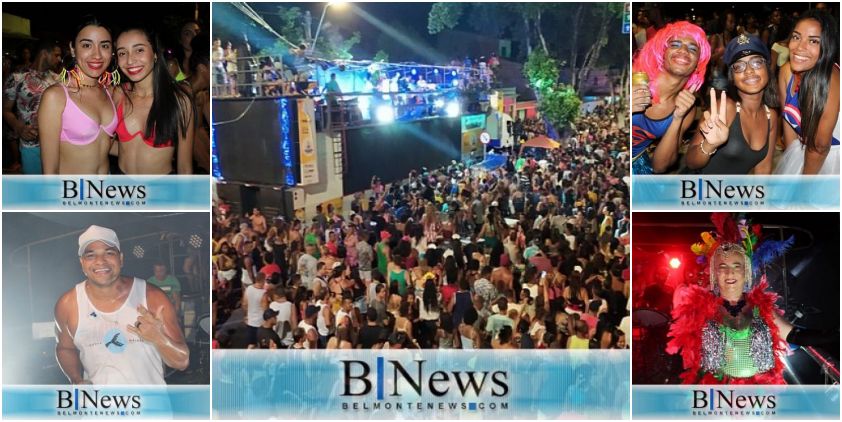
[103,328,127,354]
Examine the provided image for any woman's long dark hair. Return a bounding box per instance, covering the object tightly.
[423,279,438,313]
[794,9,839,153]
[118,27,192,148]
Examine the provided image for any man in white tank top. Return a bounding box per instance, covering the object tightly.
[54,225,189,385]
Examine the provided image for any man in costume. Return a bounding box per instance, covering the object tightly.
[631,21,711,174]
[667,213,834,384]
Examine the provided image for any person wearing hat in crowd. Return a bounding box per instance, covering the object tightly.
[256,308,282,349]
[685,34,778,174]
[54,225,188,385]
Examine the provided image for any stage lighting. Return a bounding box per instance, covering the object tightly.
[452,79,459,87]
[434,99,445,108]
[189,234,203,249]
[357,95,370,113]
[376,105,395,122]
[133,245,145,259]
[669,258,681,269]
[445,101,461,117]
[411,68,417,75]
[434,69,439,74]
[451,70,457,77]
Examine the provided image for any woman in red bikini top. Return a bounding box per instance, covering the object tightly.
[113,27,194,175]
[38,18,117,175]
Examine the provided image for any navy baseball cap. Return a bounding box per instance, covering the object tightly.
[724,34,770,65]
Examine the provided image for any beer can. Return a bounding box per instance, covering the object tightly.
[632,72,649,86]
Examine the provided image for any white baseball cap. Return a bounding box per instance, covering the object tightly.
[78,225,120,256]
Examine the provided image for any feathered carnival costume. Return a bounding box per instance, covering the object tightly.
[666,213,794,384]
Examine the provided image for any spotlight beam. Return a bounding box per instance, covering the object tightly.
[349,5,447,64]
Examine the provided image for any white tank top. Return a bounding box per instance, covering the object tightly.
[73,278,165,385]
[245,285,266,327]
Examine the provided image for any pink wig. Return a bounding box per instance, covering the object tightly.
[632,21,711,104]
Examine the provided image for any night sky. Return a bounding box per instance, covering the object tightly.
[3,3,208,51]
[212,2,476,61]
[212,2,629,67]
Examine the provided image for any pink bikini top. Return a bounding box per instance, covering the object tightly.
[59,84,118,145]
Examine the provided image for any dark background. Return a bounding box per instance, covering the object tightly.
[213,98,294,185]
[3,3,209,53]
[342,116,462,193]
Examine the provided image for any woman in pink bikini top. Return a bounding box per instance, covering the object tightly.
[38,18,118,175]
[112,27,194,175]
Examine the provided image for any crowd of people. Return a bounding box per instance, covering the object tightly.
[514,117,548,143]
[2,15,210,174]
[631,4,839,175]
[211,106,630,351]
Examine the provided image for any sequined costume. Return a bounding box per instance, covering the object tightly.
[666,280,787,384]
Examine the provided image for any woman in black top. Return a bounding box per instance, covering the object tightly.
[686,34,778,174]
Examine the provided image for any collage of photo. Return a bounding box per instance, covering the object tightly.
[0,1,839,421]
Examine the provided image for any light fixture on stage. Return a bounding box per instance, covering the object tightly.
[133,245,145,259]
[376,105,395,122]
[452,79,460,87]
[189,234,203,249]
[411,68,417,75]
[357,95,370,112]
[445,101,461,117]
[669,257,681,269]
[434,99,445,108]
[451,70,457,77]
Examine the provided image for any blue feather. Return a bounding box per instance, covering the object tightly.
[752,236,795,272]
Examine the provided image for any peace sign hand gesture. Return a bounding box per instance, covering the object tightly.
[699,89,730,149]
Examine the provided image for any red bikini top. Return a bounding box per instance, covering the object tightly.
[116,101,174,148]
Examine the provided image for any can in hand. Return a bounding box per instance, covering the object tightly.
[632,72,649,87]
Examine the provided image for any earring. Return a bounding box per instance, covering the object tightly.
[67,66,82,88]
[111,68,121,86]
[97,72,111,87]
[98,69,120,87]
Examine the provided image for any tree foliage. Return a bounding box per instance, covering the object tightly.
[373,50,389,63]
[524,50,580,129]
[523,49,561,91]
[427,3,464,34]
[539,85,581,131]
[254,6,360,61]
